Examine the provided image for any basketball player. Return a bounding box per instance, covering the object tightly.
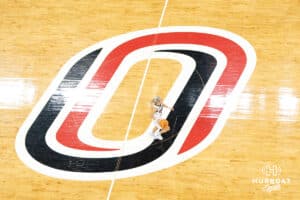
[151,96,174,140]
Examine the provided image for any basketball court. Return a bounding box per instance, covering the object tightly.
[0,0,299,199]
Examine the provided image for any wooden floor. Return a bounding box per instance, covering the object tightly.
[1,0,300,199]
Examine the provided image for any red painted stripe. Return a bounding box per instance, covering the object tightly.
[56,32,246,152]
[178,35,246,154]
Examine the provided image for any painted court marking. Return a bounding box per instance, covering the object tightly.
[105,0,169,199]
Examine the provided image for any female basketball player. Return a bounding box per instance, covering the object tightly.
[151,96,174,140]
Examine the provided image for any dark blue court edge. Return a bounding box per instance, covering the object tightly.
[25,49,216,173]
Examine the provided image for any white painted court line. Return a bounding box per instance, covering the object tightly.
[105,0,169,199]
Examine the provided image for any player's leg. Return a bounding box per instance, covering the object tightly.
[152,120,163,140]
[160,126,170,134]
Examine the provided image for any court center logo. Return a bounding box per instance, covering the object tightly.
[15,26,256,180]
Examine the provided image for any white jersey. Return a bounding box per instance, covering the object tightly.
[152,103,163,120]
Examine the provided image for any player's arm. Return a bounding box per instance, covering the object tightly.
[162,103,174,111]
[151,107,156,119]
[150,103,158,119]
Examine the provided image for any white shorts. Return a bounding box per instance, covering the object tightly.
[153,112,161,120]
[153,112,162,129]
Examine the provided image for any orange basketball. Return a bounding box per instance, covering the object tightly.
[159,119,169,129]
